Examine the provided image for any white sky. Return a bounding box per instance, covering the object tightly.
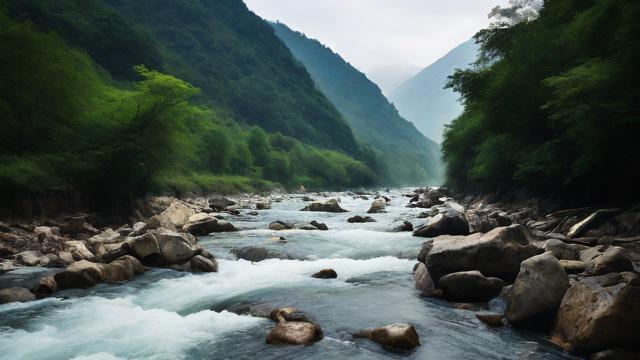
[243,0,510,72]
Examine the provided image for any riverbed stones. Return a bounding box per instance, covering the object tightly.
[504,253,569,324]
[154,229,199,265]
[413,209,469,238]
[15,250,47,266]
[416,224,541,285]
[155,200,194,230]
[183,213,237,235]
[540,239,588,260]
[32,275,58,298]
[438,271,504,302]
[586,246,634,275]
[312,269,337,279]
[355,323,420,350]
[266,321,323,345]
[232,246,292,262]
[88,228,121,248]
[208,196,236,211]
[190,254,218,272]
[54,260,105,289]
[348,215,376,223]
[367,197,387,213]
[0,287,35,304]
[301,199,347,213]
[393,221,413,232]
[553,272,640,353]
[269,221,295,231]
[560,260,587,274]
[409,187,450,208]
[63,241,96,261]
[104,255,145,282]
[310,221,328,230]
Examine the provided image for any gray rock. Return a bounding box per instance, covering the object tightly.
[438,270,504,302]
[301,199,347,213]
[355,323,421,350]
[190,255,218,272]
[413,210,469,237]
[367,198,387,214]
[310,221,328,231]
[0,287,35,304]
[232,246,292,262]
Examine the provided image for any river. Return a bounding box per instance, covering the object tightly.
[0,189,578,359]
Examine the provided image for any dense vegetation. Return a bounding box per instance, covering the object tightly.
[0,7,379,209]
[271,22,443,185]
[443,0,640,203]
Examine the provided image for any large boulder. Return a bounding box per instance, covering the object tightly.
[63,241,96,261]
[87,228,121,248]
[103,255,145,282]
[183,213,237,236]
[416,225,541,285]
[553,273,640,353]
[367,198,387,214]
[413,210,469,238]
[14,250,47,266]
[189,255,218,272]
[355,323,421,350]
[0,287,35,304]
[266,322,323,345]
[504,253,570,323]
[32,275,58,298]
[438,271,504,302]
[54,260,105,289]
[232,246,292,262]
[301,199,347,213]
[154,229,200,265]
[155,201,194,230]
[414,262,436,295]
[587,246,634,275]
[208,196,236,211]
[127,233,161,262]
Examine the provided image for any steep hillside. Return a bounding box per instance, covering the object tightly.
[6,0,360,155]
[272,22,443,185]
[390,39,478,143]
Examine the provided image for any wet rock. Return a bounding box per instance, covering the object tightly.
[232,246,292,262]
[311,269,337,279]
[355,323,420,350]
[310,221,328,231]
[301,199,347,213]
[438,271,504,302]
[393,221,413,232]
[414,262,436,295]
[413,209,469,238]
[32,275,58,298]
[0,287,35,304]
[590,349,640,360]
[104,255,145,282]
[154,229,200,265]
[476,313,505,327]
[417,225,541,285]
[127,233,161,261]
[269,221,295,231]
[367,197,387,214]
[587,246,634,275]
[190,254,218,272]
[183,213,237,235]
[54,260,104,289]
[568,209,620,238]
[560,260,587,274]
[208,196,236,211]
[505,253,569,324]
[553,273,640,353]
[347,216,376,223]
[266,322,323,345]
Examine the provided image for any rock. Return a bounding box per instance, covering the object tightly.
[190,255,218,272]
[560,260,587,274]
[409,187,450,208]
[132,221,148,235]
[413,210,469,237]
[438,271,504,302]
[297,224,318,230]
[587,246,634,275]
[127,233,162,262]
[567,209,620,238]
[15,250,45,266]
[367,198,387,214]
[54,260,105,289]
[0,260,18,273]
[266,322,323,345]
[312,269,337,279]
[232,246,292,262]
[208,196,236,211]
[310,221,328,231]
[156,201,194,230]
[63,241,96,261]
[541,239,588,260]
[417,224,541,285]
[104,255,144,282]
[553,273,640,353]
[414,262,436,295]
[57,251,74,264]
[0,287,35,304]
[505,253,570,323]
[154,229,199,265]
[355,323,420,350]
[256,201,271,210]
[183,214,237,235]
[301,199,347,213]
[393,221,413,232]
[269,221,295,231]
[88,228,121,248]
[590,349,640,360]
[347,215,376,223]
[476,313,505,327]
[32,275,58,298]
[34,226,60,239]
[301,196,315,202]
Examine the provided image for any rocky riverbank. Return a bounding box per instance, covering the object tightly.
[409,187,640,359]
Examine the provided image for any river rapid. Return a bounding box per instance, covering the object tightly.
[0,189,578,360]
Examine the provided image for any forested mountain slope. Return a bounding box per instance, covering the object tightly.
[272,22,443,185]
[390,40,478,143]
[444,0,640,203]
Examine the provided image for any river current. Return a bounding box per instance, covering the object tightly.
[0,189,578,359]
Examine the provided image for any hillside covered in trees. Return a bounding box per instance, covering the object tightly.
[0,0,389,211]
[443,0,640,204]
[272,22,443,185]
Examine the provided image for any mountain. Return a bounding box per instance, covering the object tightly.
[366,64,420,95]
[271,22,443,185]
[7,0,360,155]
[390,39,478,143]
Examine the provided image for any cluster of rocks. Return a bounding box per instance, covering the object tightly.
[410,187,640,357]
[268,220,328,231]
[0,196,247,304]
[300,198,347,213]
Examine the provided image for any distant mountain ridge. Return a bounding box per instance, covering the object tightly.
[390,39,478,143]
[366,64,420,95]
[271,22,443,184]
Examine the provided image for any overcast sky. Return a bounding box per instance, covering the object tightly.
[243,0,510,73]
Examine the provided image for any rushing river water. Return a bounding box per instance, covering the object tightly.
[0,190,579,360]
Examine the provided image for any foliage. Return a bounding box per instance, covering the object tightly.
[443,0,640,203]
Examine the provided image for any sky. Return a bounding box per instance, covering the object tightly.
[243,0,510,73]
